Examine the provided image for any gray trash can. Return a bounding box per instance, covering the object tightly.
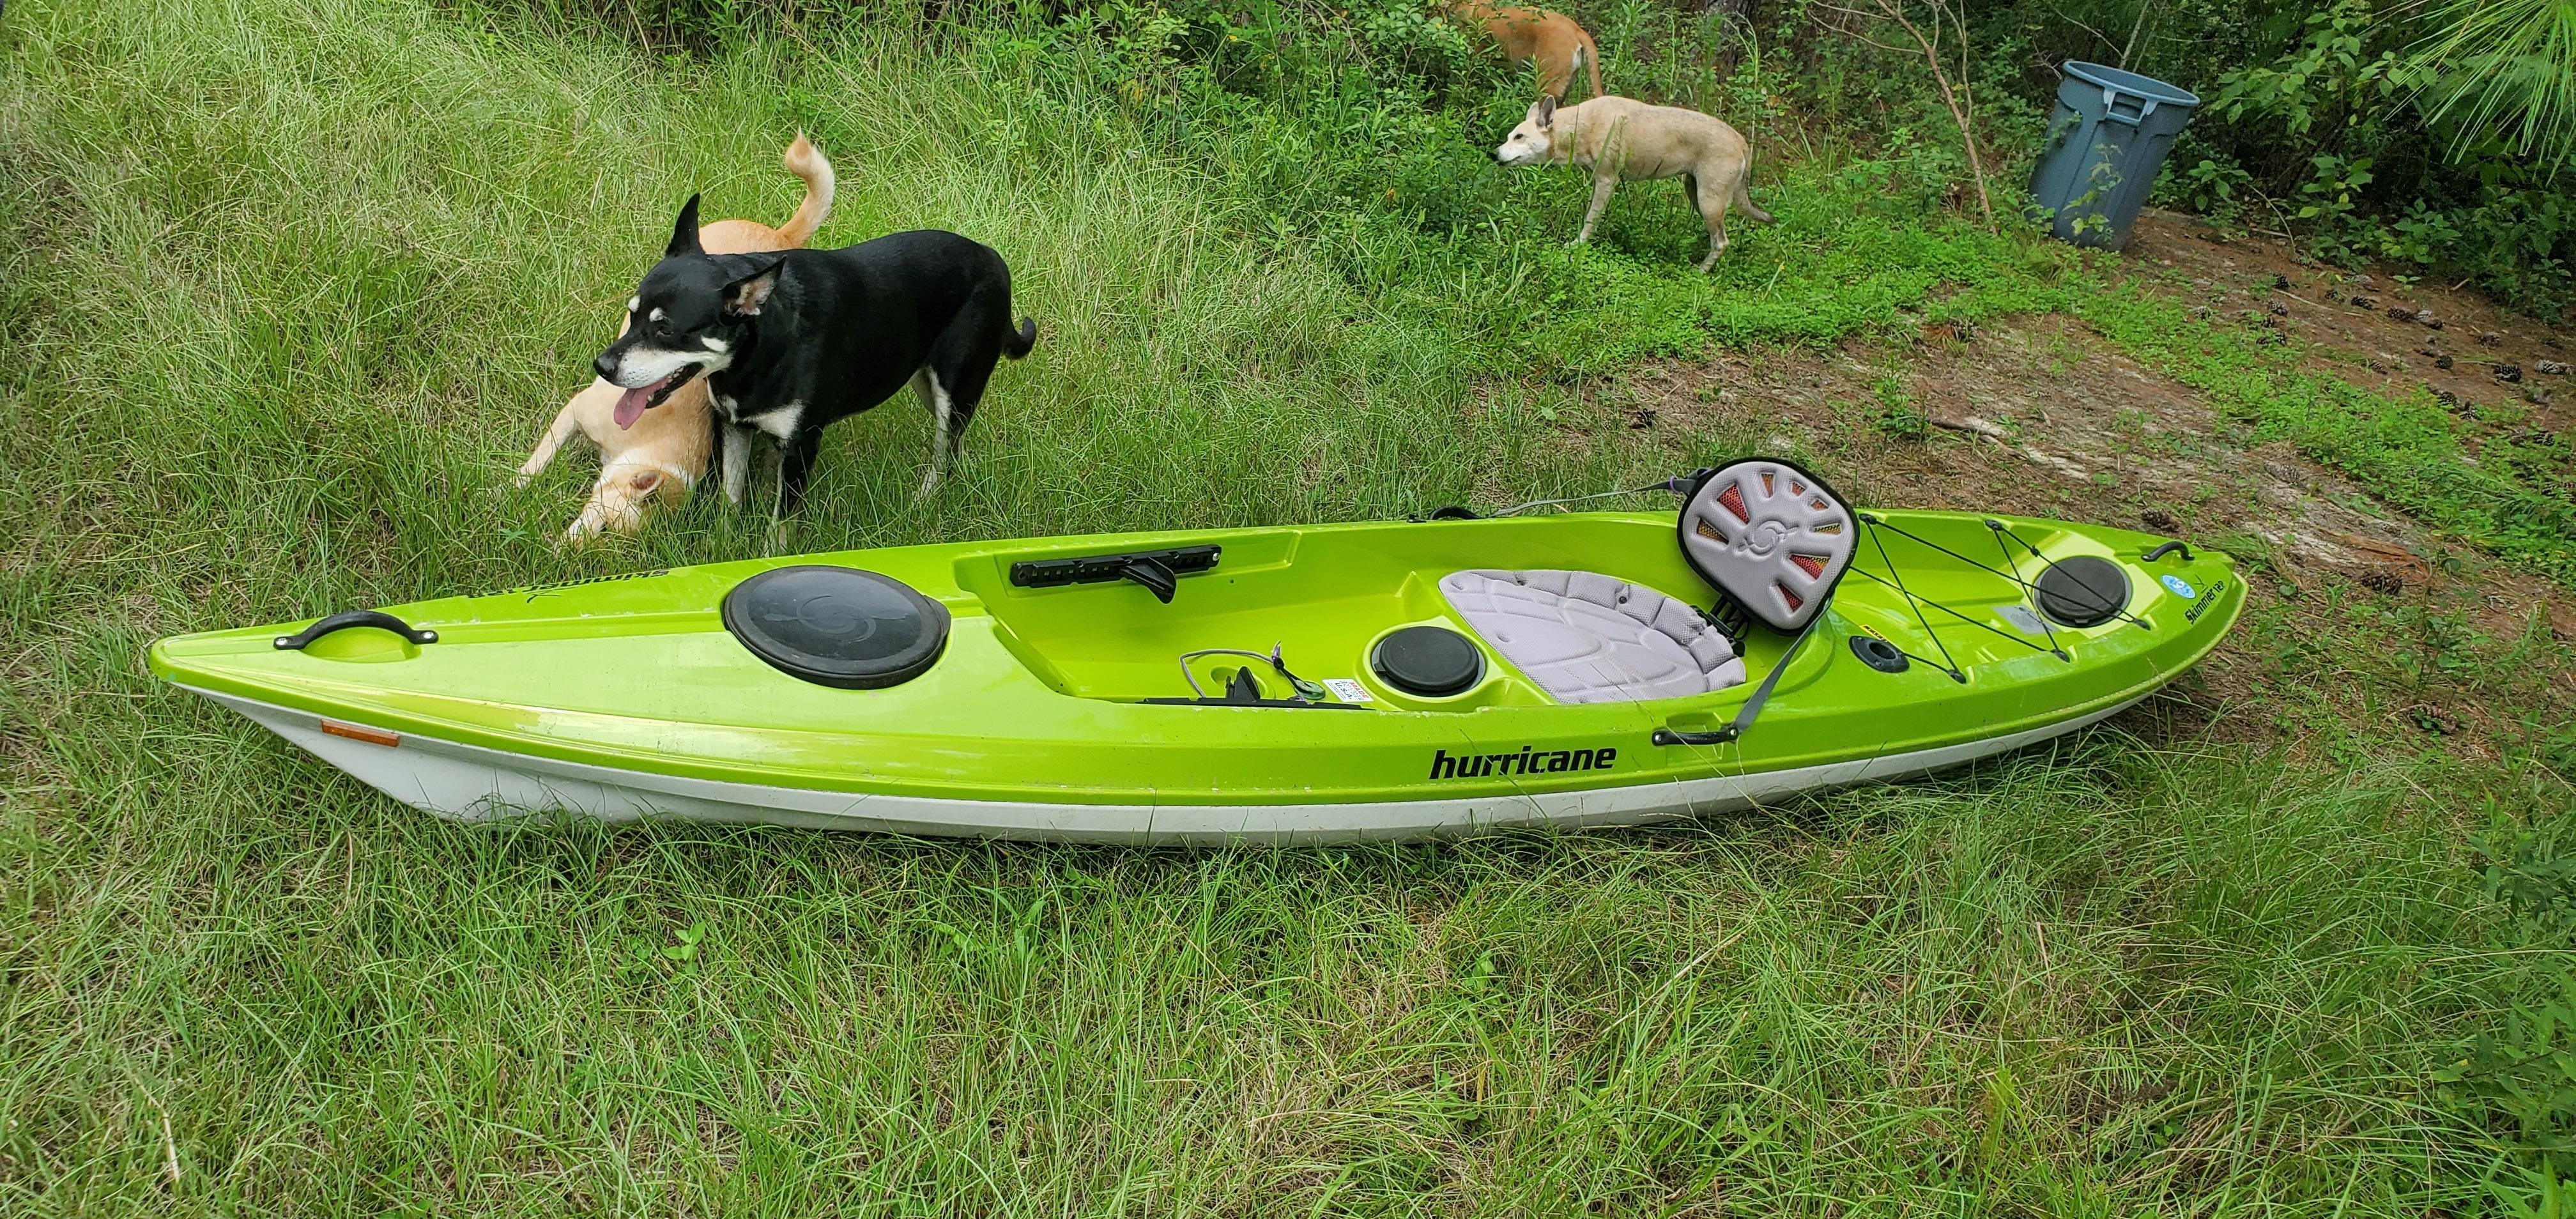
[2027,61,2198,250]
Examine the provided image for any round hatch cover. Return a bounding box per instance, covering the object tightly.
[1372,625,1485,697]
[722,565,949,689]
[2034,555,2131,628]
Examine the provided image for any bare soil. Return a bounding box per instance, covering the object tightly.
[1634,211,2576,762]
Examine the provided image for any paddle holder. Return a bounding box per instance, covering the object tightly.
[1009,544,1220,604]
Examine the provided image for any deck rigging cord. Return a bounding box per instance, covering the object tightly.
[1488,478,1696,518]
[1864,513,2146,631]
[1984,518,2150,628]
[1988,519,2069,660]
[1857,513,1970,683]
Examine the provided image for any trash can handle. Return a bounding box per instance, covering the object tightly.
[2103,86,2155,126]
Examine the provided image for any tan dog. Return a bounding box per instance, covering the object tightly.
[516,134,835,541]
[1447,1,1600,100]
[1494,95,1772,271]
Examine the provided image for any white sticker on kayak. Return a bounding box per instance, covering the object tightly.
[1998,604,2048,634]
[1322,678,1373,703]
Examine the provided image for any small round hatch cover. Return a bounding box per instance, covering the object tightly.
[722,565,949,689]
[2034,556,2131,627]
[1372,625,1485,697]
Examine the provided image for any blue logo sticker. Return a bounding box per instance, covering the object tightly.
[2160,574,2198,599]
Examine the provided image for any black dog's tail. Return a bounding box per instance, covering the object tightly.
[1005,316,1038,360]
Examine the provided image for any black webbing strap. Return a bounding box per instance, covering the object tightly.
[1652,597,1828,747]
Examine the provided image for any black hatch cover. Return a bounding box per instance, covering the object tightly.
[1371,625,1485,697]
[2033,555,2131,628]
[722,565,949,689]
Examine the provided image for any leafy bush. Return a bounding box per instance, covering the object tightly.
[1982,0,2574,316]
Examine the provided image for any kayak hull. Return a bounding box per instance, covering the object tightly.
[150,509,2244,842]
[190,686,2144,844]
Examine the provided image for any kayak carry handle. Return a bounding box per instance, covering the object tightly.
[2143,540,2193,563]
[1653,726,1737,746]
[275,610,438,650]
[1010,544,1220,604]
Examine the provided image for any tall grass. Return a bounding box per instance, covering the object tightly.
[1,0,2568,1210]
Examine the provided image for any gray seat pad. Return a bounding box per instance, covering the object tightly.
[1440,570,1745,705]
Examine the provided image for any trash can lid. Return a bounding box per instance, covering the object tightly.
[2061,61,2198,107]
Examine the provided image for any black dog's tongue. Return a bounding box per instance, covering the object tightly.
[613,374,675,430]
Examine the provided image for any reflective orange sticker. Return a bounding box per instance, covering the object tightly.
[320,719,399,747]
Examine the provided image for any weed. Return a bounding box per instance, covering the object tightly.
[1871,372,1928,439]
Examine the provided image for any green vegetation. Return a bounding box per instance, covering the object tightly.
[1989,0,2576,314]
[2073,282,2576,584]
[2,0,2571,1211]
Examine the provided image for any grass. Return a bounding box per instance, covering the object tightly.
[2,0,2572,1211]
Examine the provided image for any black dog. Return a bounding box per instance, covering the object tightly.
[594,195,1036,513]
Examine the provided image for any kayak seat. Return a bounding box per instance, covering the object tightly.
[1441,570,1745,705]
[1676,459,1857,632]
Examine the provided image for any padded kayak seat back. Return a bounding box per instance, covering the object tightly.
[1441,570,1745,704]
[1676,459,1856,632]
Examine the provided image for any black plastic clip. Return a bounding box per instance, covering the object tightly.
[1119,556,1178,604]
[274,610,438,650]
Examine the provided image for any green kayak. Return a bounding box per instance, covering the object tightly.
[148,462,2242,843]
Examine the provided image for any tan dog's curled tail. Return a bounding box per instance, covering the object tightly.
[773,132,836,248]
[1577,29,1600,99]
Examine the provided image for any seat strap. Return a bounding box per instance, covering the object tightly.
[1652,596,1828,747]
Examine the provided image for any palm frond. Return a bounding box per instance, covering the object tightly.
[2410,0,2576,178]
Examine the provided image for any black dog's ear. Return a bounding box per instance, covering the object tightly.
[723,256,785,318]
[1536,94,1557,129]
[666,194,704,257]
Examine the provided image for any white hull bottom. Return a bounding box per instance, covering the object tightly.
[191,687,2143,845]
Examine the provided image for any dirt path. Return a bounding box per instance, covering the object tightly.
[1639,212,2576,763]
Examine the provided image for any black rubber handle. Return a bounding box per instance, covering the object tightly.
[1652,727,1738,746]
[1118,557,1178,604]
[2143,540,2194,563]
[274,610,438,650]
